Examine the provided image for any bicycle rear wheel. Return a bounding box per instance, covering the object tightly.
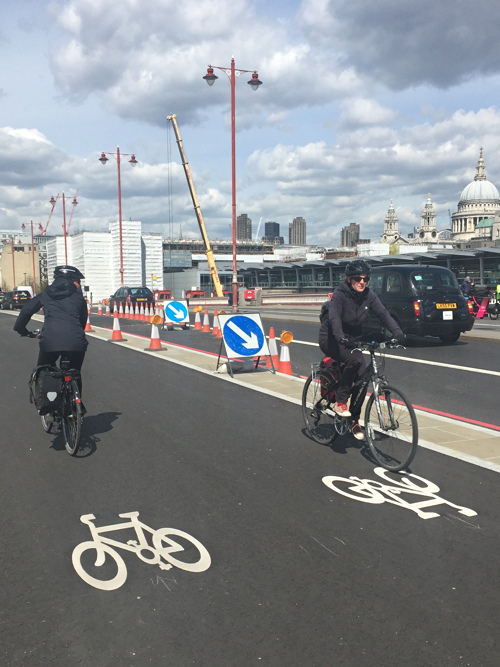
[61,379,83,456]
[41,413,55,433]
[302,369,338,445]
[364,384,418,472]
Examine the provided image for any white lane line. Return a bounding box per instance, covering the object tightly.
[287,338,500,377]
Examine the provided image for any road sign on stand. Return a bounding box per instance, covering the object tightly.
[217,313,272,376]
[164,300,189,326]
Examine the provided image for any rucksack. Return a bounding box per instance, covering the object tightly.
[320,300,330,324]
[29,365,64,415]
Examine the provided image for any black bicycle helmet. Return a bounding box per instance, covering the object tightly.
[54,265,85,281]
[344,259,371,277]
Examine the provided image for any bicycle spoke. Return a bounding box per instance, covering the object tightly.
[302,369,338,445]
[364,385,418,472]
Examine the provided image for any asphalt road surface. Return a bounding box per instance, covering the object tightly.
[1,313,499,666]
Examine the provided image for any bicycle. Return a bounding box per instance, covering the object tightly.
[29,330,84,456]
[302,340,418,472]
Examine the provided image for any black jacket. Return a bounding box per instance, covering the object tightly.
[319,282,403,356]
[13,278,88,352]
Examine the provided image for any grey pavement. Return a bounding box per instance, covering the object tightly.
[20,307,499,475]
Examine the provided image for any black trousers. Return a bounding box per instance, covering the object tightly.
[37,351,86,394]
[319,340,366,419]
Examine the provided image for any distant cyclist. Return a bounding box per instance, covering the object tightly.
[319,260,404,440]
[13,265,88,396]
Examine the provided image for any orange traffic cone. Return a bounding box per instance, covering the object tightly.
[119,302,124,318]
[145,315,164,351]
[134,303,140,320]
[85,303,93,332]
[110,310,126,342]
[97,301,103,316]
[267,327,279,369]
[105,302,110,317]
[211,310,220,336]
[193,309,202,330]
[139,302,145,321]
[201,308,210,333]
[277,343,293,375]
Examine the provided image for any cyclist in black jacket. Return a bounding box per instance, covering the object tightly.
[319,260,404,440]
[14,265,88,392]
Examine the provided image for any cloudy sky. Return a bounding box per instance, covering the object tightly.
[2,0,500,246]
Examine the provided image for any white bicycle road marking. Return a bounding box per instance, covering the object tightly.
[72,512,211,591]
[322,468,478,520]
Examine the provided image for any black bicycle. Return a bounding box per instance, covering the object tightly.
[29,331,84,456]
[302,340,418,472]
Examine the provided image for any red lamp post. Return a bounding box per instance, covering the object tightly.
[203,59,262,311]
[49,193,78,265]
[99,147,138,286]
[21,220,37,295]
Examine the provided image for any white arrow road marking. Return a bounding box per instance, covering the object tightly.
[227,321,259,348]
[167,306,185,318]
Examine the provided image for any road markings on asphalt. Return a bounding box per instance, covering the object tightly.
[322,467,479,521]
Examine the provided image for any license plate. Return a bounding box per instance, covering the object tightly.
[436,303,456,309]
[443,311,453,320]
[136,298,146,301]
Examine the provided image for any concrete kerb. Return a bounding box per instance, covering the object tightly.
[10,312,499,473]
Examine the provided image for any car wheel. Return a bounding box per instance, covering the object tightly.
[439,333,460,344]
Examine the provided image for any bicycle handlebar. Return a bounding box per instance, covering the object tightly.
[26,328,41,338]
[351,339,405,352]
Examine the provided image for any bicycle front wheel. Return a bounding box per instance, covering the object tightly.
[364,385,418,472]
[302,370,338,445]
[61,380,83,456]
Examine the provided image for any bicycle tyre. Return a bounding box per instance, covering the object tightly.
[72,541,127,591]
[41,414,55,433]
[152,528,211,572]
[302,371,338,445]
[364,384,418,472]
[61,379,82,456]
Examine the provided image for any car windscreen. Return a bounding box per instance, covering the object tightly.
[15,291,30,297]
[411,270,459,293]
[130,288,152,296]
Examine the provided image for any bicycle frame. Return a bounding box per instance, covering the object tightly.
[79,512,171,568]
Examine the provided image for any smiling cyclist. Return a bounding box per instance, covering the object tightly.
[318,260,405,440]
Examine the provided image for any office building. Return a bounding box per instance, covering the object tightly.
[236,213,252,241]
[340,223,360,247]
[289,217,306,245]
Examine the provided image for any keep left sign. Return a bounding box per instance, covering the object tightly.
[164,300,189,323]
[218,313,269,359]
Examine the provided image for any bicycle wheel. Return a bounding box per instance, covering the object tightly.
[41,413,55,433]
[72,541,127,591]
[364,384,418,472]
[152,528,211,573]
[61,380,82,456]
[302,370,338,445]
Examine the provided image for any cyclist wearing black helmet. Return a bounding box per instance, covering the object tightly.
[319,259,404,440]
[14,265,89,390]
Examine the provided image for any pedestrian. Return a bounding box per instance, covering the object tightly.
[461,276,472,296]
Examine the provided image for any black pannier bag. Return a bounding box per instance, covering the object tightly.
[29,365,64,415]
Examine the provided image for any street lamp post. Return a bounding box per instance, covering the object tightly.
[21,220,37,295]
[99,147,138,286]
[203,58,262,311]
[49,193,78,265]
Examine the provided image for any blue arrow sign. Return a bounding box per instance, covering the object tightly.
[164,300,188,323]
[221,315,266,357]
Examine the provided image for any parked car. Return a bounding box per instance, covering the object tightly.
[363,265,475,344]
[109,286,154,307]
[1,290,32,310]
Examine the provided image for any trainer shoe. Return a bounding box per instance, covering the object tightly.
[351,422,364,440]
[332,402,351,417]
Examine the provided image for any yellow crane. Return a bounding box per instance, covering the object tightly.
[166,114,224,297]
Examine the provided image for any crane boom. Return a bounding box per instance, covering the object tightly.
[166,114,223,297]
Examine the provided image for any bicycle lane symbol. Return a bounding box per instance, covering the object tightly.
[322,468,478,520]
[72,512,211,591]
